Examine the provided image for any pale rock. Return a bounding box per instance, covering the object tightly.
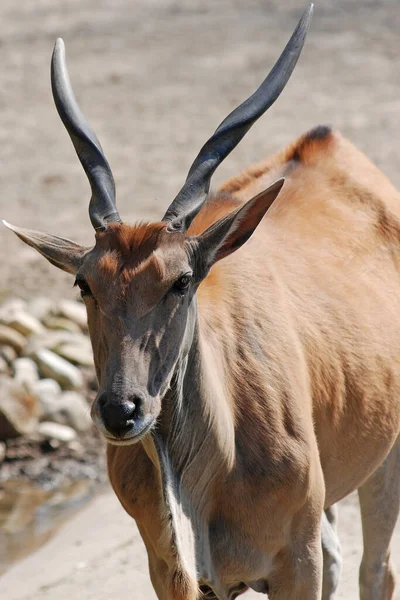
[7,311,45,337]
[67,440,84,454]
[23,330,77,357]
[44,438,60,451]
[0,298,27,323]
[32,348,83,390]
[0,441,6,461]
[31,378,62,418]
[52,391,91,432]
[54,342,94,367]
[43,316,81,333]
[0,356,9,374]
[26,297,55,322]
[0,377,39,439]
[0,325,27,354]
[1,345,17,364]
[38,421,77,442]
[57,300,88,331]
[13,358,39,387]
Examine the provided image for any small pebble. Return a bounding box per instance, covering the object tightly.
[13,357,39,387]
[0,356,9,375]
[0,298,27,323]
[32,348,83,390]
[0,378,40,439]
[0,325,26,353]
[38,421,77,442]
[7,311,45,336]
[31,378,62,418]
[40,438,61,453]
[43,316,81,333]
[1,345,17,364]
[26,297,54,322]
[54,343,94,367]
[57,300,88,330]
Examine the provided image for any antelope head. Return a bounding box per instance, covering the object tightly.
[4,5,312,445]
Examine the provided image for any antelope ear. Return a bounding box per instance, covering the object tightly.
[195,178,284,269]
[2,221,89,274]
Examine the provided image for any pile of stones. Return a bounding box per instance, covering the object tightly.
[0,297,96,458]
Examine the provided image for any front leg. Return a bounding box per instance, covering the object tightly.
[268,542,323,599]
[322,505,342,599]
[358,436,400,600]
[267,500,324,600]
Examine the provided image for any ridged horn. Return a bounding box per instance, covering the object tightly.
[162,3,313,231]
[51,38,121,231]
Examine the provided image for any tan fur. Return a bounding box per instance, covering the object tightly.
[103,127,400,598]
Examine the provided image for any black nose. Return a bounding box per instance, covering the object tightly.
[98,393,142,438]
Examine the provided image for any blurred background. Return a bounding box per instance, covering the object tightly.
[1,0,400,299]
[0,0,399,599]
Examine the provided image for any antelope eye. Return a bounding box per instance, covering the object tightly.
[173,274,192,294]
[74,276,92,298]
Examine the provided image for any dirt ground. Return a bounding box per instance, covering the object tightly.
[0,0,400,598]
[0,487,397,600]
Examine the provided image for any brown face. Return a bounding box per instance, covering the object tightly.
[76,223,197,445]
[5,179,283,445]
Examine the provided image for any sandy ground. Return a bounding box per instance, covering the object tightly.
[0,0,400,598]
[0,486,398,600]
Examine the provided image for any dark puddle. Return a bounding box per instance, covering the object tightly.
[0,479,99,574]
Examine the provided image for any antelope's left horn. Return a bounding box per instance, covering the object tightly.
[51,38,121,231]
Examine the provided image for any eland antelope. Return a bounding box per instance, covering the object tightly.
[4,4,400,599]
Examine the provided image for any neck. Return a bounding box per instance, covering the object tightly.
[143,310,236,587]
[157,315,236,507]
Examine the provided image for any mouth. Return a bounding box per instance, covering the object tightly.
[103,416,156,446]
